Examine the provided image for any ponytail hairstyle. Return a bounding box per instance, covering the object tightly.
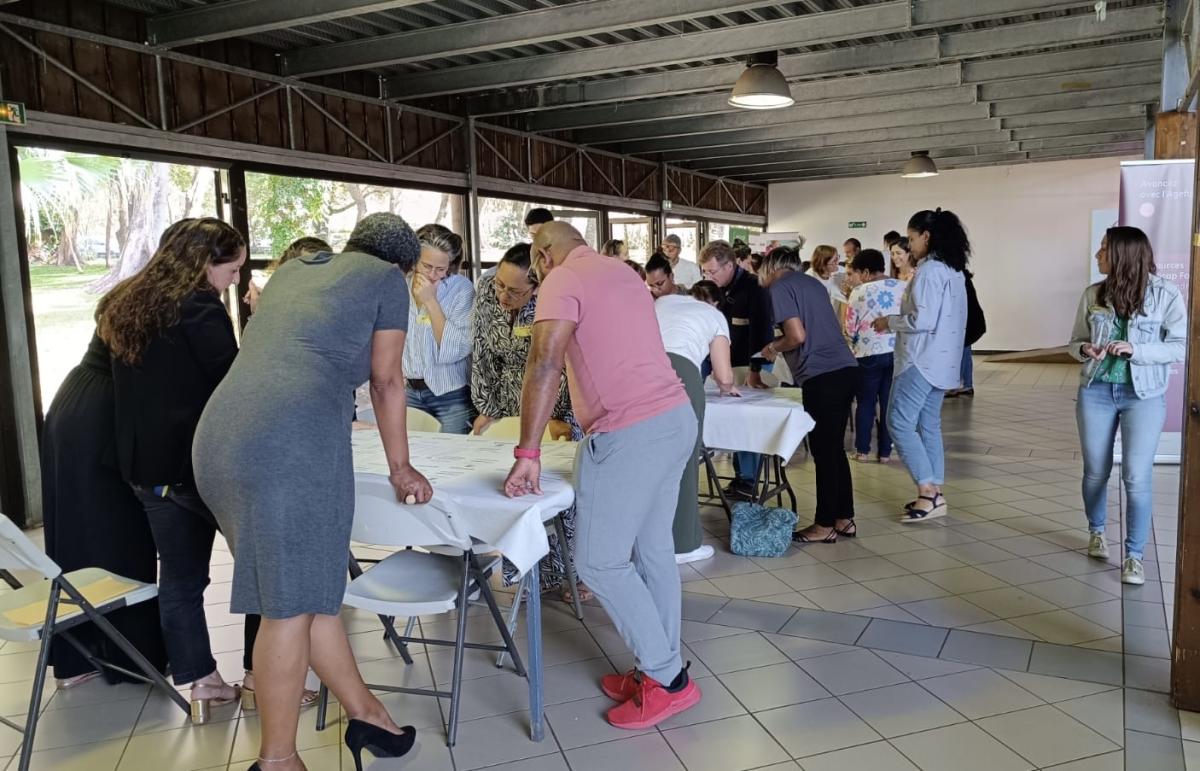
[907,208,970,272]
[499,242,538,287]
[416,223,464,269]
[1098,226,1156,318]
[97,217,245,365]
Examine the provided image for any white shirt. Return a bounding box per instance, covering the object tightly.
[806,267,847,305]
[672,258,703,289]
[654,293,731,371]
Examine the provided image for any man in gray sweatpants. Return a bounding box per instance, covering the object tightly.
[505,222,701,730]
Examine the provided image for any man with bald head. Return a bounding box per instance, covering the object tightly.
[504,222,701,729]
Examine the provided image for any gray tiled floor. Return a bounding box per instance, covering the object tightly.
[6,361,1197,769]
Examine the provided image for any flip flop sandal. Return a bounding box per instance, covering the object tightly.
[899,494,947,524]
[835,521,857,538]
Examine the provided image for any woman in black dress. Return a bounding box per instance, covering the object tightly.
[41,333,168,686]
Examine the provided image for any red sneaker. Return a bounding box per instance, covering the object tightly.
[600,669,650,702]
[606,677,702,730]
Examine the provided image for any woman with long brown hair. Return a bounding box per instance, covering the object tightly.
[889,236,917,281]
[1070,226,1186,585]
[101,217,265,723]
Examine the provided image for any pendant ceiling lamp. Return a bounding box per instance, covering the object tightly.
[728,51,794,110]
[901,151,939,178]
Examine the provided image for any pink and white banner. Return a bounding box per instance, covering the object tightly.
[1119,160,1193,461]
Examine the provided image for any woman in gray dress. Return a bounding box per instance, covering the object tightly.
[193,213,431,771]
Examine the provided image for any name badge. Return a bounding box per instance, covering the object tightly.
[731,317,750,327]
[513,325,533,338]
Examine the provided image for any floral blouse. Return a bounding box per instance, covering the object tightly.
[470,275,578,436]
[844,277,906,358]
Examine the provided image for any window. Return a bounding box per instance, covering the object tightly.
[478,196,599,266]
[18,148,219,412]
[609,211,654,262]
[707,222,763,247]
[245,173,462,263]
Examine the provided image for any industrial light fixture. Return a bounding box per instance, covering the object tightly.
[901,151,939,178]
[728,51,794,110]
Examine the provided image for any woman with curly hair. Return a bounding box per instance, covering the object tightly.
[101,217,263,722]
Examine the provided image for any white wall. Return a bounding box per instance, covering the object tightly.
[767,157,1137,351]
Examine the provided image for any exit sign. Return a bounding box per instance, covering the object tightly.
[0,101,25,126]
[848,221,867,229]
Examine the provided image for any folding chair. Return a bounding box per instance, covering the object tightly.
[315,475,527,746]
[0,514,188,771]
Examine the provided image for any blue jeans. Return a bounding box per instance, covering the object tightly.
[405,384,474,434]
[855,353,893,457]
[887,366,946,486]
[1076,383,1166,560]
[960,346,974,389]
[734,453,761,484]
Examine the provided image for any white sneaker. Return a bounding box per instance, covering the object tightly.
[1087,533,1109,560]
[1122,557,1146,585]
[676,545,715,564]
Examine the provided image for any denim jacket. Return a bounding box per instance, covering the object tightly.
[1069,274,1187,398]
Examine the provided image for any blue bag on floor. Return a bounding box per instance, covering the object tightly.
[730,502,798,558]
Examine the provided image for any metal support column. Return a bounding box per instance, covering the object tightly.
[466,117,482,278]
[0,130,41,527]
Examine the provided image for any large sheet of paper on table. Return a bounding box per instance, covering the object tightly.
[352,431,577,575]
[702,386,815,459]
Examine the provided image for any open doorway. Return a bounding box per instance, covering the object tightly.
[17,147,221,413]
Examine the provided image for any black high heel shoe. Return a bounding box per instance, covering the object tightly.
[345,719,416,771]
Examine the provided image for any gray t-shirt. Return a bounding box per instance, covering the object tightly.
[769,270,857,385]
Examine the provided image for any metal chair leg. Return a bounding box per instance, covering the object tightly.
[350,555,413,665]
[315,683,331,731]
[18,583,59,771]
[446,554,472,747]
[496,574,526,668]
[474,560,526,678]
[553,515,584,621]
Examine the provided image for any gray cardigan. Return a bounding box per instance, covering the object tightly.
[1068,273,1187,398]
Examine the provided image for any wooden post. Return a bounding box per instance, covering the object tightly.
[0,130,41,527]
[1171,109,1200,710]
[1156,111,1198,160]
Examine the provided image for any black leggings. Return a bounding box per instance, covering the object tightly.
[801,367,860,527]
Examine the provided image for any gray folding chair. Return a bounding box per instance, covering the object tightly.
[0,514,188,771]
[314,475,527,746]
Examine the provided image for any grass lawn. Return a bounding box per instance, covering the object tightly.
[29,263,110,411]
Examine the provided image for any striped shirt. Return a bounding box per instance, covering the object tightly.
[403,273,475,395]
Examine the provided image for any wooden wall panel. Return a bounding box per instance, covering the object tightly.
[627,163,659,200]
[0,7,759,216]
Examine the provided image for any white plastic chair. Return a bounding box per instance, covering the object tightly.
[354,406,442,433]
[481,416,567,442]
[0,514,188,771]
[315,475,526,747]
[407,407,443,433]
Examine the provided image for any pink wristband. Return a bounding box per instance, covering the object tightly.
[513,447,541,460]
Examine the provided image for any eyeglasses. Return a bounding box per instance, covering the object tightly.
[495,281,534,301]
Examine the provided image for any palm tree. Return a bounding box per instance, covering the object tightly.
[18,149,119,270]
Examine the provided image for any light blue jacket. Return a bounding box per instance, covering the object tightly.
[1069,273,1187,399]
[888,257,967,390]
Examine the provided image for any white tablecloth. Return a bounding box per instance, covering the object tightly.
[702,386,815,459]
[351,431,577,575]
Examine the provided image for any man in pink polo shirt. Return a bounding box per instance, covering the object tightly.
[504,222,701,728]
